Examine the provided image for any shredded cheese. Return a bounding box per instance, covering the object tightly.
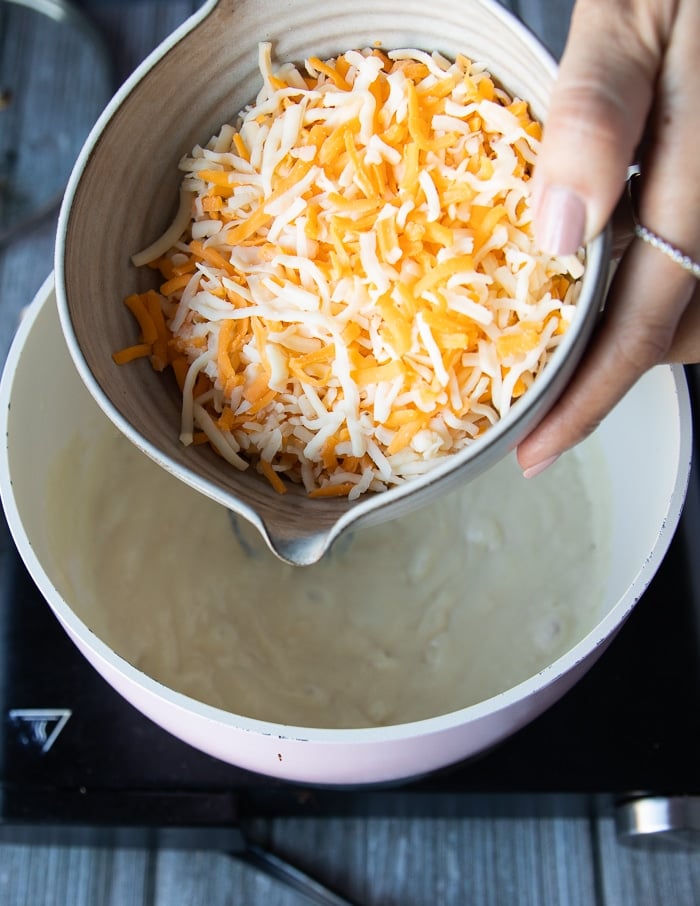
[116,44,584,498]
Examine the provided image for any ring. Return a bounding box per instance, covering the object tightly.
[633,224,700,279]
[627,167,700,280]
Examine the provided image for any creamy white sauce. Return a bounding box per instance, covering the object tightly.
[47,429,610,729]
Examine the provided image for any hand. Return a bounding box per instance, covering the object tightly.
[517,0,700,478]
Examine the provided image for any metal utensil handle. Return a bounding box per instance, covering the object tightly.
[231,842,362,906]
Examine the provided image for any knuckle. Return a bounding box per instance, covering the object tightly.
[548,79,645,152]
[609,318,672,373]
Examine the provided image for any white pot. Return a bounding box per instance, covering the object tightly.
[0,276,692,785]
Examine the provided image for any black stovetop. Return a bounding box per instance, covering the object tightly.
[1,388,699,848]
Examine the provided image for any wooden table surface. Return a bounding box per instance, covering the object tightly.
[0,0,699,902]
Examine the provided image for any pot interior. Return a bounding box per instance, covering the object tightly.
[2,286,691,732]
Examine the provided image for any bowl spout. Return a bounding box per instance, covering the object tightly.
[227,507,342,565]
[260,524,337,566]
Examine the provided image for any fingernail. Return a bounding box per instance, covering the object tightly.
[522,454,560,479]
[534,185,586,255]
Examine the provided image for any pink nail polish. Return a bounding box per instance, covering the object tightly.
[534,185,586,255]
[522,454,560,479]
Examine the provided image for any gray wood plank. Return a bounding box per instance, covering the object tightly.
[513,0,574,58]
[85,0,204,86]
[0,1,111,242]
[0,844,153,906]
[0,220,55,357]
[153,848,315,906]
[0,817,597,906]
[258,816,598,906]
[595,817,700,906]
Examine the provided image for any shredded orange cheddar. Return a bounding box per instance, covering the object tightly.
[260,459,288,494]
[112,343,152,365]
[308,482,357,498]
[123,294,158,345]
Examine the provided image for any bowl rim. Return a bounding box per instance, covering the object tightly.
[0,273,693,744]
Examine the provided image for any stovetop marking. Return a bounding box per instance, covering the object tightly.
[7,708,72,754]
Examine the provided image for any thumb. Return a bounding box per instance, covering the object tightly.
[532,0,661,254]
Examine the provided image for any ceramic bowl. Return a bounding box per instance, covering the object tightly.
[55,0,611,564]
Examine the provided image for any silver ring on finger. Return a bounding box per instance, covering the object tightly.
[627,166,700,280]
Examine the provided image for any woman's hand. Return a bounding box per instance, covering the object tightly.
[517,0,700,478]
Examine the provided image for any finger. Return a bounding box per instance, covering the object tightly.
[532,0,663,254]
[632,0,700,257]
[516,239,695,474]
[665,281,700,363]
